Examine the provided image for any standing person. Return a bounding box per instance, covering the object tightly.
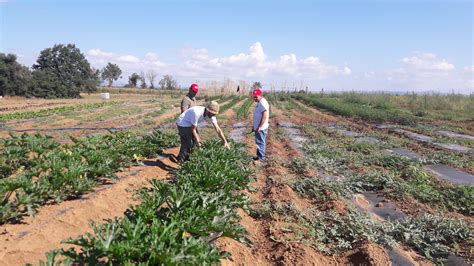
[181,83,199,113]
[176,101,230,162]
[252,88,270,162]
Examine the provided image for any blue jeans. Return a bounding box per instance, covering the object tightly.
[255,128,268,161]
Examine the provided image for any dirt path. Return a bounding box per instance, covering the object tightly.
[217,106,339,265]
[0,147,179,266]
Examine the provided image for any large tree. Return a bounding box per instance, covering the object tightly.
[101,63,122,87]
[128,73,140,88]
[31,44,98,98]
[0,53,32,97]
[158,74,178,90]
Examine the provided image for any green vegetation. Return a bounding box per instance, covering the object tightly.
[3,44,101,99]
[41,140,252,265]
[97,87,185,98]
[219,95,242,114]
[293,93,416,125]
[289,91,473,123]
[0,130,178,224]
[392,214,473,263]
[290,169,472,263]
[235,98,253,120]
[0,53,32,97]
[32,44,100,98]
[101,63,122,88]
[127,73,141,88]
[305,209,395,255]
[0,101,119,122]
[300,126,473,215]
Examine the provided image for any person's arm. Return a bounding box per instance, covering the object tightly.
[191,124,201,146]
[256,110,267,132]
[212,120,230,149]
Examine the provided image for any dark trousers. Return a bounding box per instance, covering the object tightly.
[177,126,194,162]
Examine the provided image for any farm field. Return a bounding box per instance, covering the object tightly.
[0,91,472,265]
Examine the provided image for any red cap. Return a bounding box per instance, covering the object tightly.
[190,83,199,93]
[252,88,262,97]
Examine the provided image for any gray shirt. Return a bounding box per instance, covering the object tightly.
[181,95,196,113]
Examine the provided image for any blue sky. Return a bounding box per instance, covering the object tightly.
[1,0,473,93]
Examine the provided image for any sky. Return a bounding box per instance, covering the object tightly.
[1,0,473,93]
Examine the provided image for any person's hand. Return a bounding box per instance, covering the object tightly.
[224,142,230,150]
[196,141,202,148]
[256,127,261,133]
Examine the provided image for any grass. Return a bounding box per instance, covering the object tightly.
[292,93,417,125]
[284,91,473,125]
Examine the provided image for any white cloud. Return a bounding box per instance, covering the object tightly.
[401,52,454,71]
[87,49,114,58]
[82,45,471,93]
[117,55,140,63]
[464,65,474,73]
[343,66,352,75]
[179,42,348,82]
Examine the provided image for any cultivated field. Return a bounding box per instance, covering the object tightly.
[0,90,472,265]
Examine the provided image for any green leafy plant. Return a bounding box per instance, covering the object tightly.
[40,140,253,264]
[392,214,473,263]
[0,130,177,224]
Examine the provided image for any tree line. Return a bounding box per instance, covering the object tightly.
[0,43,179,99]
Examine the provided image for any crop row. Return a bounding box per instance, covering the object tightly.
[235,98,253,120]
[283,126,473,263]
[0,101,119,122]
[292,93,416,125]
[298,126,473,215]
[290,175,472,263]
[0,130,178,224]
[41,140,252,265]
[218,95,242,114]
[202,94,235,103]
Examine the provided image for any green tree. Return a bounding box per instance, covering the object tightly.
[139,71,147,89]
[158,74,178,90]
[251,81,262,90]
[128,73,140,88]
[31,44,98,98]
[101,63,122,87]
[0,53,32,96]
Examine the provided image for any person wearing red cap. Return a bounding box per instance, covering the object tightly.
[181,83,199,113]
[251,88,270,162]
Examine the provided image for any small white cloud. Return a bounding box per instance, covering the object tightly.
[401,52,454,71]
[343,66,352,75]
[117,55,140,63]
[364,71,375,78]
[463,65,474,73]
[87,49,114,58]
